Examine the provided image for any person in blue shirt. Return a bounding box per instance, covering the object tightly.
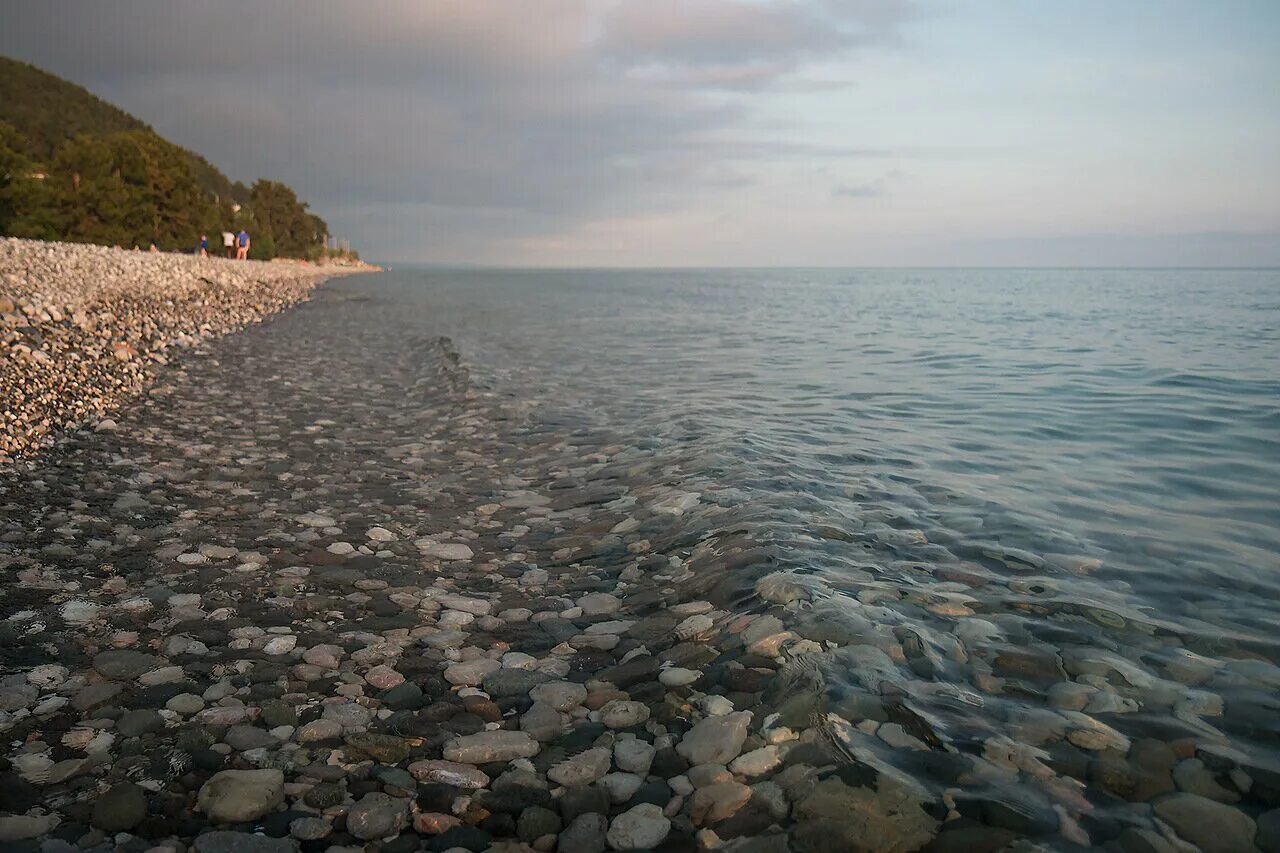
[198,234,208,257]
[236,230,250,260]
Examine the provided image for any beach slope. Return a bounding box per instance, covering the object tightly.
[0,238,376,461]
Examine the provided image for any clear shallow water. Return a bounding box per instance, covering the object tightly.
[369,265,1280,828]
[391,266,1280,643]
[5,264,1279,847]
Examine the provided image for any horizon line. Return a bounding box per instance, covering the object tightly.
[373,263,1280,272]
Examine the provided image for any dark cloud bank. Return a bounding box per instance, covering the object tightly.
[6,2,1275,265]
[1,0,918,261]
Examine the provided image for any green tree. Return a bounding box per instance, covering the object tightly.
[47,133,152,246]
[0,121,32,233]
[132,132,220,249]
[247,179,327,259]
[0,56,343,257]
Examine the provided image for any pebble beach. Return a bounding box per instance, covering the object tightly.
[1,259,1278,853]
[0,238,372,462]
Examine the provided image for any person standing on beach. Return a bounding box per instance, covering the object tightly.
[236,229,250,260]
[198,234,208,257]
[222,230,235,258]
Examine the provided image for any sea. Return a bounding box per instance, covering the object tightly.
[395,265,1280,642]
[7,262,1279,841]
[374,265,1280,824]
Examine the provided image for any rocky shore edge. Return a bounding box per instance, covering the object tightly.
[0,237,378,462]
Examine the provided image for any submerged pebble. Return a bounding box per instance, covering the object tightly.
[0,261,1273,853]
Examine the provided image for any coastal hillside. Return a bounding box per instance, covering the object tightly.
[0,57,340,260]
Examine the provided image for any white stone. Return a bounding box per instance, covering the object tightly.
[529,681,588,712]
[420,542,475,561]
[444,658,500,686]
[548,747,612,787]
[659,667,700,687]
[578,593,622,616]
[263,636,297,655]
[599,700,651,729]
[601,772,645,803]
[608,803,671,850]
[26,664,68,688]
[434,594,491,615]
[729,746,782,777]
[614,739,656,775]
[408,760,490,789]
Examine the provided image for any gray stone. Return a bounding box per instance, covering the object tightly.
[729,745,782,777]
[289,817,331,841]
[529,681,588,711]
[578,593,622,616]
[422,543,475,561]
[71,681,123,711]
[793,777,938,853]
[1257,809,1280,853]
[1153,793,1257,853]
[304,783,346,809]
[92,782,147,831]
[259,700,298,728]
[561,812,609,853]
[166,693,206,715]
[345,792,408,840]
[676,711,752,765]
[548,747,612,787]
[191,831,299,853]
[225,725,280,751]
[517,805,562,842]
[0,814,56,842]
[443,658,500,686]
[600,772,645,804]
[614,739,656,775]
[434,593,490,614]
[92,649,165,680]
[409,760,490,790]
[321,702,373,728]
[520,701,564,741]
[198,769,286,823]
[444,730,540,764]
[0,684,37,712]
[690,781,753,826]
[297,719,343,742]
[1173,758,1240,803]
[483,668,551,697]
[116,708,164,737]
[607,803,671,850]
[599,700,650,729]
[751,780,790,821]
[382,681,424,710]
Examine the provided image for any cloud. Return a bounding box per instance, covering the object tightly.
[0,0,918,260]
[833,168,905,198]
[834,181,884,198]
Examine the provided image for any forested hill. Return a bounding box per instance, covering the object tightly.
[0,56,342,260]
[0,57,149,160]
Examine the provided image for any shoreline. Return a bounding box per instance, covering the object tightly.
[0,266,1275,853]
[0,238,380,463]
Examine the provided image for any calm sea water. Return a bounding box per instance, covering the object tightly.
[388,267,1280,642]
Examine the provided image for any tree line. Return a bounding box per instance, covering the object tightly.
[0,122,330,260]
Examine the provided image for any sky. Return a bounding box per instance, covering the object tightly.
[2,1,1278,266]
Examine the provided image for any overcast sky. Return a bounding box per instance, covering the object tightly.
[3,1,1278,266]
